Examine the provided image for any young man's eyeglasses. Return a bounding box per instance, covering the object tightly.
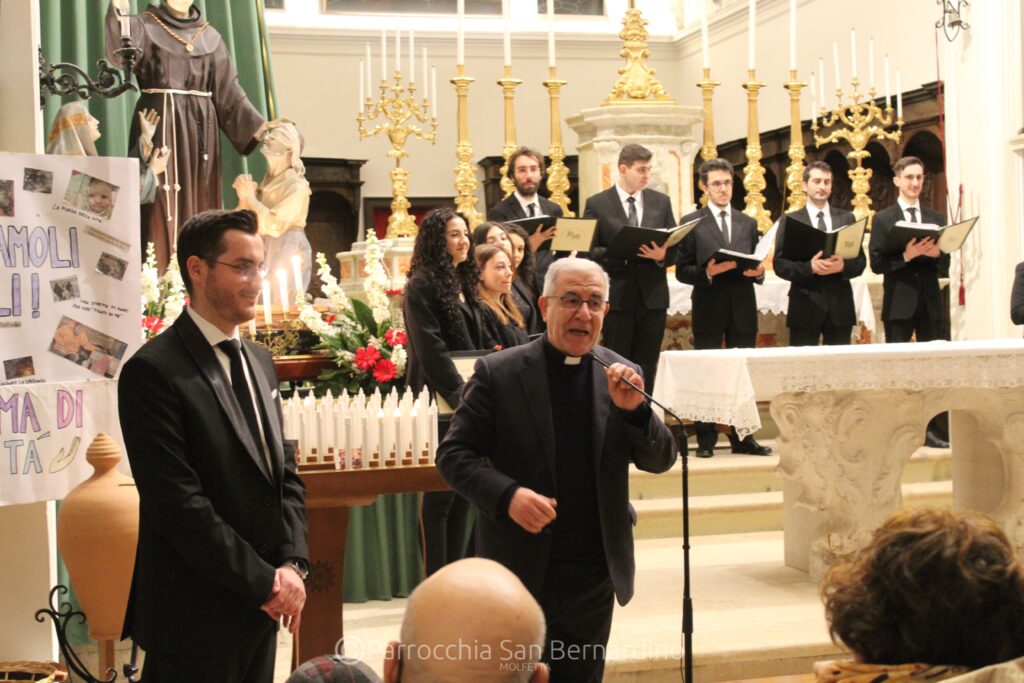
[548,293,606,313]
[212,260,268,281]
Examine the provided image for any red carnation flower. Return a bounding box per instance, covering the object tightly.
[354,345,381,371]
[325,313,337,324]
[143,315,164,335]
[385,329,407,347]
[373,358,397,383]
[385,288,404,297]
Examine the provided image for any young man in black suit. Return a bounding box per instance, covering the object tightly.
[487,147,565,290]
[676,158,771,458]
[774,161,865,346]
[869,156,949,343]
[437,258,676,683]
[582,143,677,389]
[118,209,308,682]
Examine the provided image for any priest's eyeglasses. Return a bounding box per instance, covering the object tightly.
[213,260,268,281]
[549,293,607,313]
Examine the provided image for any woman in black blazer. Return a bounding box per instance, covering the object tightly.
[474,243,529,350]
[404,207,481,575]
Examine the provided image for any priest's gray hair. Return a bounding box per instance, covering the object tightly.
[542,258,610,299]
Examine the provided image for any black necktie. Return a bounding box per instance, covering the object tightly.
[528,203,536,217]
[719,210,729,243]
[907,207,918,222]
[626,196,639,226]
[217,339,267,470]
[817,211,827,232]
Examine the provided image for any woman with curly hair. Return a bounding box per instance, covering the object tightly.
[816,508,1024,681]
[404,207,481,575]
[474,244,528,350]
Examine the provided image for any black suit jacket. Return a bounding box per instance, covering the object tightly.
[403,273,483,408]
[869,203,949,322]
[488,194,565,293]
[436,338,676,606]
[675,206,762,335]
[774,207,865,329]
[1012,262,1024,326]
[583,186,677,310]
[118,310,308,656]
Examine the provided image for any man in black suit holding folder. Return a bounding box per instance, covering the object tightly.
[676,158,770,457]
[582,143,676,388]
[774,161,865,346]
[869,155,948,343]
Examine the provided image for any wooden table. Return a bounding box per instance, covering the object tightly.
[295,465,449,664]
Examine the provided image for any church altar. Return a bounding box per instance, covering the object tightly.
[653,339,1024,580]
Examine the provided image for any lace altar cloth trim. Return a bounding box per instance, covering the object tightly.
[653,339,1024,437]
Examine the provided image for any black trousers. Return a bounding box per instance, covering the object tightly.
[693,326,757,449]
[142,627,276,683]
[789,318,853,346]
[601,306,667,391]
[420,490,471,576]
[538,559,615,683]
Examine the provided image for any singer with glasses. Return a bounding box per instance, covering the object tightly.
[437,258,676,683]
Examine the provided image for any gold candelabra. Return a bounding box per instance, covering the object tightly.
[783,70,808,212]
[604,6,674,105]
[543,66,575,217]
[813,77,902,223]
[451,63,482,228]
[742,69,772,233]
[357,70,437,238]
[497,66,522,199]
[697,67,721,208]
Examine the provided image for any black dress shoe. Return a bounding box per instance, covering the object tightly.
[731,437,772,456]
[696,447,715,458]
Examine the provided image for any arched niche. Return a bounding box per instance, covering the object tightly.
[824,151,853,211]
[901,130,948,218]
[865,141,895,212]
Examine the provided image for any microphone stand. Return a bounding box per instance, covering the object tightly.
[590,354,693,683]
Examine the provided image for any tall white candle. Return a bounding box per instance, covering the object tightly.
[896,69,902,119]
[276,269,289,315]
[248,317,256,338]
[502,0,511,67]
[810,72,817,123]
[431,65,437,117]
[119,15,130,39]
[381,29,387,81]
[868,38,875,91]
[395,28,401,78]
[700,3,709,70]
[422,46,428,95]
[359,59,365,110]
[547,0,556,68]
[457,0,465,65]
[884,54,891,109]
[748,0,756,71]
[261,280,272,327]
[409,31,414,83]
[291,254,303,300]
[365,43,372,88]
[832,42,841,91]
[850,29,857,80]
[788,0,797,71]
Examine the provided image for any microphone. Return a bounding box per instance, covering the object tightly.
[588,351,672,415]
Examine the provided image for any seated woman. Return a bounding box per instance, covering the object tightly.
[474,244,528,351]
[503,222,542,335]
[816,508,1024,681]
[403,207,482,576]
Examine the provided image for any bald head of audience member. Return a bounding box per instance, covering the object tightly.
[384,558,548,683]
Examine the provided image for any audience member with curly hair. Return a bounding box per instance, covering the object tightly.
[404,207,482,575]
[816,508,1024,681]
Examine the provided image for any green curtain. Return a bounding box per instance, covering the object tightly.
[39,0,275,206]
[344,494,423,602]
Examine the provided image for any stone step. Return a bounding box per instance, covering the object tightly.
[632,480,953,540]
[629,446,951,501]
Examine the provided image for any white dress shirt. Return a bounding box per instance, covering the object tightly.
[615,183,644,226]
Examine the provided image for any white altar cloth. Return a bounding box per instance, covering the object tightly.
[667,277,876,332]
[653,339,1024,436]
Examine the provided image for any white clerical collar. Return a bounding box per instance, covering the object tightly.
[186,305,238,348]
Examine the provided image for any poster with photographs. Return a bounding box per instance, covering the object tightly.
[0,151,140,388]
[0,152,138,504]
